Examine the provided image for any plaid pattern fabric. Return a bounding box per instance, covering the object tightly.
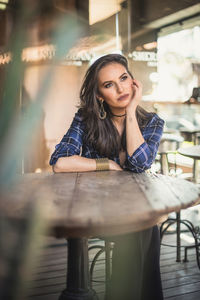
[50,110,164,173]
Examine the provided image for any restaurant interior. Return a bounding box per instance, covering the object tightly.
[0,0,199,175]
[0,1,200,299]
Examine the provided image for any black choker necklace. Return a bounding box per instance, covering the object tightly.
[111,113,126,117]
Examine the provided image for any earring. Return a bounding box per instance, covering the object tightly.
[98,99,107,120]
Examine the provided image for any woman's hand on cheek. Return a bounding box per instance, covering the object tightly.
[126,79,142,113]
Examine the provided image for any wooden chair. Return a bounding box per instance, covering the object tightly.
[158,135,200,264]
[88,239,114,299]
[177,145,200,268]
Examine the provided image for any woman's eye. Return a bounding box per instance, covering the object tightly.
[121,75,128,81]
[104,83,112,88]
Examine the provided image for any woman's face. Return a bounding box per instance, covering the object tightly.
[97,63,133,114]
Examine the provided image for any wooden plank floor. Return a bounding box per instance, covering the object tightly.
[26,231,200,300]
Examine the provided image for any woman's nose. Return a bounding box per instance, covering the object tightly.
[116,83,123,93]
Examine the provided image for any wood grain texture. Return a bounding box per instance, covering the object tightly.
[1,171,199,237]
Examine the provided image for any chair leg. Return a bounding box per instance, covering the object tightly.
[104,241,114,299]
[160,212,200,266]
[89,245,105,287]
[182,225,200,269]
[88,241,114,294]
[160,217,177,240]
[176,212,181,262]
[160,213,181,261]
[105,241,111,292]
[160,153,169,175]
[184,243,200,269]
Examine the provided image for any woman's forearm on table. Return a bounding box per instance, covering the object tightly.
[53,155,122,173]
[53,155,96,173]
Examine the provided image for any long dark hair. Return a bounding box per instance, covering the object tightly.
[79,54,153,158]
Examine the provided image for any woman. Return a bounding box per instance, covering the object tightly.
[50,54,164,300]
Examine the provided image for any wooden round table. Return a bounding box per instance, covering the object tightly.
[161,133,184,144]
[1,171,200,300]
[178,145,200,182]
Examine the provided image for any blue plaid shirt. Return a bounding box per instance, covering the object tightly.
[50,110,164,173]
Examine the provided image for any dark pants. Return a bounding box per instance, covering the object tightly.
[108,226,163,300]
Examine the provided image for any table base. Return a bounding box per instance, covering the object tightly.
[58,238,98,300]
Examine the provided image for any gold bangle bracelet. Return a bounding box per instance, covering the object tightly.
[95,158,109,171]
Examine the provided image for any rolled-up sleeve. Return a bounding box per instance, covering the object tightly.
[124,114,164,173]
[49,111,84,165]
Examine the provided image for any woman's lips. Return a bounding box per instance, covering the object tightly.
[117,94,129,101]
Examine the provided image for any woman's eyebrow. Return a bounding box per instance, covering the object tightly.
[102,72,127,85]
[119,72,127,78]
[102,80,112,86]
